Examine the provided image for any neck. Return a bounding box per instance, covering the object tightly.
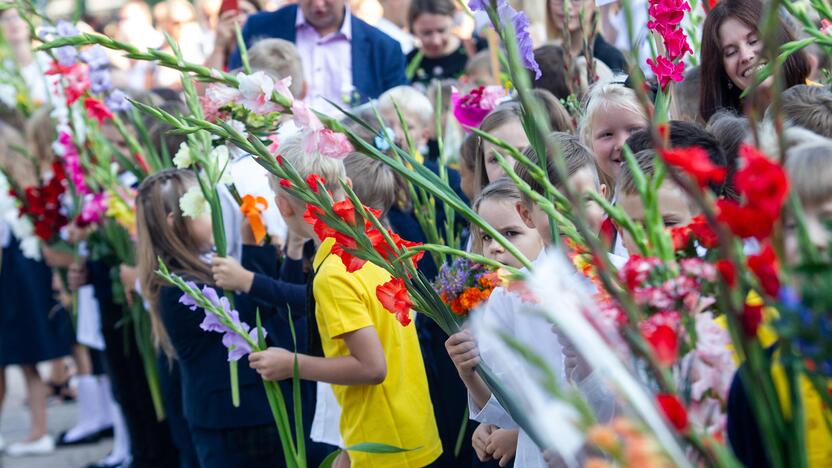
[314,8,346,36]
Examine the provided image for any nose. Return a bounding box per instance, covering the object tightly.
[613,131,628,151]
[487,239,505,257]
[739,43,756,64]
[808,218,829,254]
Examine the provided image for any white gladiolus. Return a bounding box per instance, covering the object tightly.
[179,186,210,219]
[173,142,195,169]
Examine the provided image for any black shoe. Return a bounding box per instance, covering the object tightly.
[86,456,128,468]
[56,430,102,447]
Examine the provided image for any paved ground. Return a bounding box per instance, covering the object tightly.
[1,366,112,468]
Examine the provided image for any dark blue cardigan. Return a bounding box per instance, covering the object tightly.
[228,4,407,102]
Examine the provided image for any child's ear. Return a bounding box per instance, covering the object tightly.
[516,201,536,229]
[276,194,294,217]
[344,177,353,190]
[599,183,608,199]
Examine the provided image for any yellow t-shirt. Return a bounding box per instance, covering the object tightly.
[313,238,442,468]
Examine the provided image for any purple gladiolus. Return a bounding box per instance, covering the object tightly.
[89,69,112,95]
[105,90,131,113]
[464,0,541,79]
[55,20,79,37]
[179,282,201,310]
[54,46,78,67]
[185,285,266,361]
[468,0,487,10]
[80,46,110,70]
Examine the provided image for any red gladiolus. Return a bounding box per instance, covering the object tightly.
[647,56,685,90]
[716,200,774,240]
[376,277,413,326]
[742,303,764,337]
[642,323,679,366]
[331,199,358,226]
[669,226,692,251]
[661,146,726,189]
[276,155,285,166]
[84,97,113,124]
[747,243,780,297]
[656,393,688,431]
[735,145,788,220]
[331,242,368,273]
[303,205,337,241]
[716,259,737,287]
[306,174,326,193]
[279,179,292,189]
[687,215,719,248]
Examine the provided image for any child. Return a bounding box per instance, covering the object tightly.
[625,120,729,197]
[774,84,832,139]
[136,169,283,467]
[459,132,478,201]
[248,134,442,468]
[615,150,700,253]
[468,178,545,466]
[706,111,747,201]
[447,132,610,468]
[464,50,500,88]
[578,78,649,194]
[378,85,434,159]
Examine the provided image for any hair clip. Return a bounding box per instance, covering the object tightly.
[374,127,395,152]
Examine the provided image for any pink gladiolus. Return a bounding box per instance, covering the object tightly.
[647,0,691,31]
[267,134,280,155]
[293,101,353,159]
[237,71,285,114]
[76,192,107,227]
[648,56,685,90]
[58,132,90,195]
[661,27,693,61]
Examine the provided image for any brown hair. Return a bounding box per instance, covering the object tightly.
[671,65,702,123]
[25,106,57,173]
[460,132,478,173]
[699,0,810,122]
[473,90,574,195]
[248,38,304,98]
[515,131,599,205]
[531,44,571,100]
[136,169,213,356]
[344,153,397,217]
[777,84,832,139]
[616,150,700,215]
[408,0,455,30]
[470,177,523,255]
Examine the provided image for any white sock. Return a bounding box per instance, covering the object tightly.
[96,377,115,428]
[100,401,130,464]
[63,375,103,442]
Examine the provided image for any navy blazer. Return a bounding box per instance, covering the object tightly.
[228,5,407,102]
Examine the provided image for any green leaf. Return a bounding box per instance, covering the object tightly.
[344,442,419,454]
[318,449,341,468]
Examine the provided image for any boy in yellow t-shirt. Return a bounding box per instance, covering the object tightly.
[249,134,441,467]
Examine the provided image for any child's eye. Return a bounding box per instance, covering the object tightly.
[503,230,518,238]
[662,218,680,228]
[481,234,492,242]
[724,48,736,57]
[748,35,758,45]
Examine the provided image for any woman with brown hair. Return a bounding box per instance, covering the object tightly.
[698,0,811,122]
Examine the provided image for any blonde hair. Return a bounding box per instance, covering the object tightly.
[786,139,832,207]
[470,177,523,255]
[378,85,434,127]
[0,123,37,188]
[516,131,599,204]
[136,169,213,356]
[344,153,397,217]
[248,38,304,98]
[25,106,57,173]
[272,133,347,197]
[464,50,494,77]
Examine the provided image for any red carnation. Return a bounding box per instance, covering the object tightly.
[661,146,725,190]
[747,243,780,297]
[656,393,688,431]
[735,145,788,220]
[376,277,413,326]
[84,97,113,125]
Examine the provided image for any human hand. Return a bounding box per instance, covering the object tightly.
[214,10,247,54]
[445,330,480,377]
[486,428,519,467]
[119,264,138,306]
[249,347,295,381]
[211,255,254,293]
[472,424,495,462]
[42,244,74,268]
[560,334,592,384]
[67,261,87,291]
[285,232,309,260]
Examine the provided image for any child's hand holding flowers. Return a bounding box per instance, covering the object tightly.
[249,347,296,381]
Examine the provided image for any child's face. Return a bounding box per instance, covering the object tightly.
[784,196,832,266]
[482,120,529,183]
[465,67,498,88]
[276,191,316,239]
[548,0,595,34]
[590,108,647,182]
[459,163,475,200]
[187,211,214,253]
[381,108,430,152]
[412,12,455,59]
[617,180,694,254]
[517,201,553,247]
[569,166,607,234]
[478,199,544,268]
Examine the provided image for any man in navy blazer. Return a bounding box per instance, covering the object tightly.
[229,0,407,106]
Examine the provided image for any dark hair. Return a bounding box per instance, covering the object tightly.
[699,0,811,122]
[531,44,571,100]
[626,120,728,195]
[408,0,455,29]
[515,132,598,202]
[706,110,747,200]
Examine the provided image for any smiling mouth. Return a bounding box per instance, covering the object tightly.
[742,62,767,78]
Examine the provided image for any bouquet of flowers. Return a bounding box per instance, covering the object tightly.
[435,257,501,316]
[450,85,508,130]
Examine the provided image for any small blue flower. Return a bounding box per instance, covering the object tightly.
[373,127,395,152]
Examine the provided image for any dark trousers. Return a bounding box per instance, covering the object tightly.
[99,301,180,468]
[157,355,200,468]
[191,424,284,468]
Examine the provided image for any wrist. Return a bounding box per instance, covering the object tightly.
[286,243,304,260]
[242,270,255,293]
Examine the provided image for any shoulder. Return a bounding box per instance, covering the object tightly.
[592,34,627,71]
[246,5,296,30]
[353,16,400,50]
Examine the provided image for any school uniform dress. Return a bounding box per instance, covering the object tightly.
[0,235,73,366]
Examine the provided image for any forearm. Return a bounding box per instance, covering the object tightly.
[296,353,385,386]
[461,371,492,410]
